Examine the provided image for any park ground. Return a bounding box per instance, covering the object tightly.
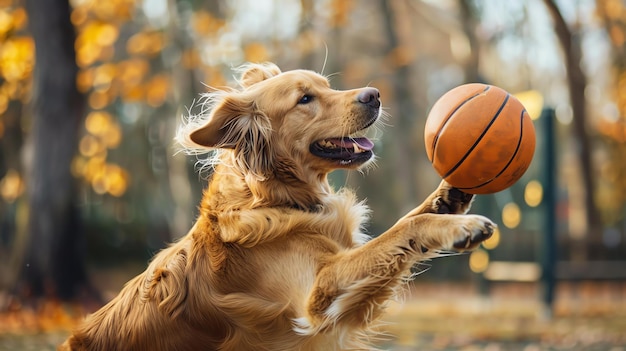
[1,270,625,350]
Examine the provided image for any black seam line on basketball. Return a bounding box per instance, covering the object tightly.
[442,93,511,179]
[430,85,491,161]
[458,108,526,191]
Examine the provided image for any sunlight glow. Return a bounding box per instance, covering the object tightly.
[514,90,543,121]
[469,249,490,273]
[482,227,501,250]
[524,180,543,207]
[502,202,521,229]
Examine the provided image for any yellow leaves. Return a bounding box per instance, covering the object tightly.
[12,7,27,29]
[117,58,150,85]
[0,10,13,36]
[597,118,626,143]
[0,91,8,115]
[92,0,135,22]
[244,42,269,63]
[181,49,200,69]
[599,0,626,21]
[88,90,112,109]
[0,299,85,335]
[145,74,170,107]
[598,69,626,142]
[120,84,144,102]
[0,169,24,203]
[597,0,626,47]
[75,22,119,67]
[92,63,117,89]
[70,6,89,27]
[76,68,94,93]
[330,0,354,27]
[75,111,128,197]
[191,11,226,36]
[95,24,118,47]
[79,134,104,158]
[0,36,34,82]
[0,28,30,111]
[77,58,170,108]
[84,111,122,148]
[71,0,135,22]
[90,163,129,196]
[73,155,130,197]
[119,62,169,105]
[609,24,625,46]
[0,7,27,38]
[126,31,165,57]
[0,79,29,102]
[85,111,112,136]
[202,66,226,87]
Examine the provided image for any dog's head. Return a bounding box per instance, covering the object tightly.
[178,63,382,181]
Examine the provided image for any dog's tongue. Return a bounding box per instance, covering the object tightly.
[331,137,374,151]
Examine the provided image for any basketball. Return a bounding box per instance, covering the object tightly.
[424,83,536,194]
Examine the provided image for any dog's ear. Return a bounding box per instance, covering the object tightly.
[189,95,274,179]
[239,63,281,88]
[178,63,281,179]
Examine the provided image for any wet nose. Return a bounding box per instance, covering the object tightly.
[357,88,380,109]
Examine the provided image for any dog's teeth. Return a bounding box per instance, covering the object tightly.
[320,140,338,149]
[318,139,367,153]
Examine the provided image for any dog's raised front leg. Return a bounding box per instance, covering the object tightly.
[298,210,494,336]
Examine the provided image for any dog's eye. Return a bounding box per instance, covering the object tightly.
[298,94,314,104]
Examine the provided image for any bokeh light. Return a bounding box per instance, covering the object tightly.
[502,202,521,229]
[514,90,544,121]
[482,227,501,250]
[0,169,24,203]
[524,180,543,207]
[469,249,490,273]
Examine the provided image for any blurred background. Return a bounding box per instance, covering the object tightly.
[0,0,625,350]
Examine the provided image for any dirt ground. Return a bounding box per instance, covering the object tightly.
[380,282,626,350]
[1,281,625,350]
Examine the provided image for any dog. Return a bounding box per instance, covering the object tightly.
[60,62,495,351]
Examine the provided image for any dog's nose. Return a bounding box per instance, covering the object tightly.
[357,88,380,109]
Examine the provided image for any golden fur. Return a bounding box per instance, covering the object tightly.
[60,63,495,351]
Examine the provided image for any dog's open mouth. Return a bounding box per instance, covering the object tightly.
[309,137,374,164]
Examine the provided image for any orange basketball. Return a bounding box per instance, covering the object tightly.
[424,83,536,194]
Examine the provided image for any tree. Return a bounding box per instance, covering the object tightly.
[379,0,419,213]
[12,0,96,303]
[458,0,481,83]
[543,0,601,254]
[595,0,626,233]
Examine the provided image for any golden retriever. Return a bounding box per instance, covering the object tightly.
[60,63,495,351]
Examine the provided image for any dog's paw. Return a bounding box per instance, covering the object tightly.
[433,180,475,215]
[452,215,495,251]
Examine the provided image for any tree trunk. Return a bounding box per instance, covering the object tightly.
[543,0,601,252]
[378,0,419,212]
[458,0,481,83]
[595,0,626,235]
[14,0,94,302]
